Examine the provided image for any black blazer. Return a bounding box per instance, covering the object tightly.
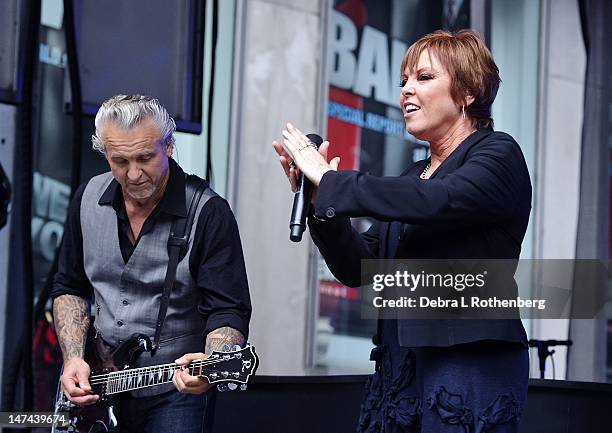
[309,127,531,347]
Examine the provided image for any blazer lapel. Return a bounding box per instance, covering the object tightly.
[430,127,493,179]
[382,128,493,258]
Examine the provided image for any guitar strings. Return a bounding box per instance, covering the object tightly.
[89,358,215,379]
[89,362,197,383]
[87,357,236,385]
[90,364,194,395]
[90,357,251,395]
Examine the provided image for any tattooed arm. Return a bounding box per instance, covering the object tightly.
[204,326,245,354]
[53,294,99,404]
[53,294,90,361]
[173,326,245,394]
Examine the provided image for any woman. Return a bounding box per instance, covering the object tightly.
[273,30,531,433]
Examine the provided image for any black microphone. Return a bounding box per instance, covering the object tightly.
[289,133,323,242]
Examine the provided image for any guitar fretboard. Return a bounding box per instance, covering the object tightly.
[92,361,205,395]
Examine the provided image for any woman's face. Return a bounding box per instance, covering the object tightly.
[399,50,461,142]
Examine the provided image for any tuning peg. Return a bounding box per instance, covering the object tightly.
[240,384,248,391]
[217,383,228,392]
[227,383,238,391]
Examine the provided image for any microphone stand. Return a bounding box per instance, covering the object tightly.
[528,339,573,379]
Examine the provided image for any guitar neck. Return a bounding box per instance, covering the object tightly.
[88,346,257,397]
[99,361,203,395]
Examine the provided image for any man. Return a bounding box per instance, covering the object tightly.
[52,94,251,433]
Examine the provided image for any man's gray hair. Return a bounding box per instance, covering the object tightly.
[91,94,176,154]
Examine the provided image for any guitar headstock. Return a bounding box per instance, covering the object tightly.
[197,345,258,387]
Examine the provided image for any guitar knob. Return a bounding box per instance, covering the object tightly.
[240,384,248,391]
[232,344,241,351]
[217,383,228,392]
[227,383,238,391]
[222,371,229,378]
[210,373,218,379]
[221,344,231,352]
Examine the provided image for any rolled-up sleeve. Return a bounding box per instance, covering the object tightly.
[51,183,94,300]
[190,197,252,340]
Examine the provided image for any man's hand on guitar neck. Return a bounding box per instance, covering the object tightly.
[173,352,212,394]
[61,357,100,405]
[173,326,245,394]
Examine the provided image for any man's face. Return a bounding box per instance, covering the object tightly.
[102,118,172,203]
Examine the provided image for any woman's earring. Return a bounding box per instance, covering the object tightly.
[462,105,466,120]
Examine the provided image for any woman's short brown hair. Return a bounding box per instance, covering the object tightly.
[401,29,500,129]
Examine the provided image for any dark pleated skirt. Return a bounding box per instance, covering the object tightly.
[357,320,529,433]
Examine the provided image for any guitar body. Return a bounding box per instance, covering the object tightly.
[54,333,147,432]
[52,334,258,433]
[60,396,118,433]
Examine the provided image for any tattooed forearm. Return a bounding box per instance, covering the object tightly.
[53,294,90,362]
[205,326,245,355]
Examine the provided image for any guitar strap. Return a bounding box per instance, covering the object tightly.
[151,174,213,354]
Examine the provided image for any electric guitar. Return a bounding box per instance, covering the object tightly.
[52,334,258,432]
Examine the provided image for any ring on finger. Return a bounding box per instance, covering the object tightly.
[289,160,296,168]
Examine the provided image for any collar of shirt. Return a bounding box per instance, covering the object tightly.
[98,157,188,222]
